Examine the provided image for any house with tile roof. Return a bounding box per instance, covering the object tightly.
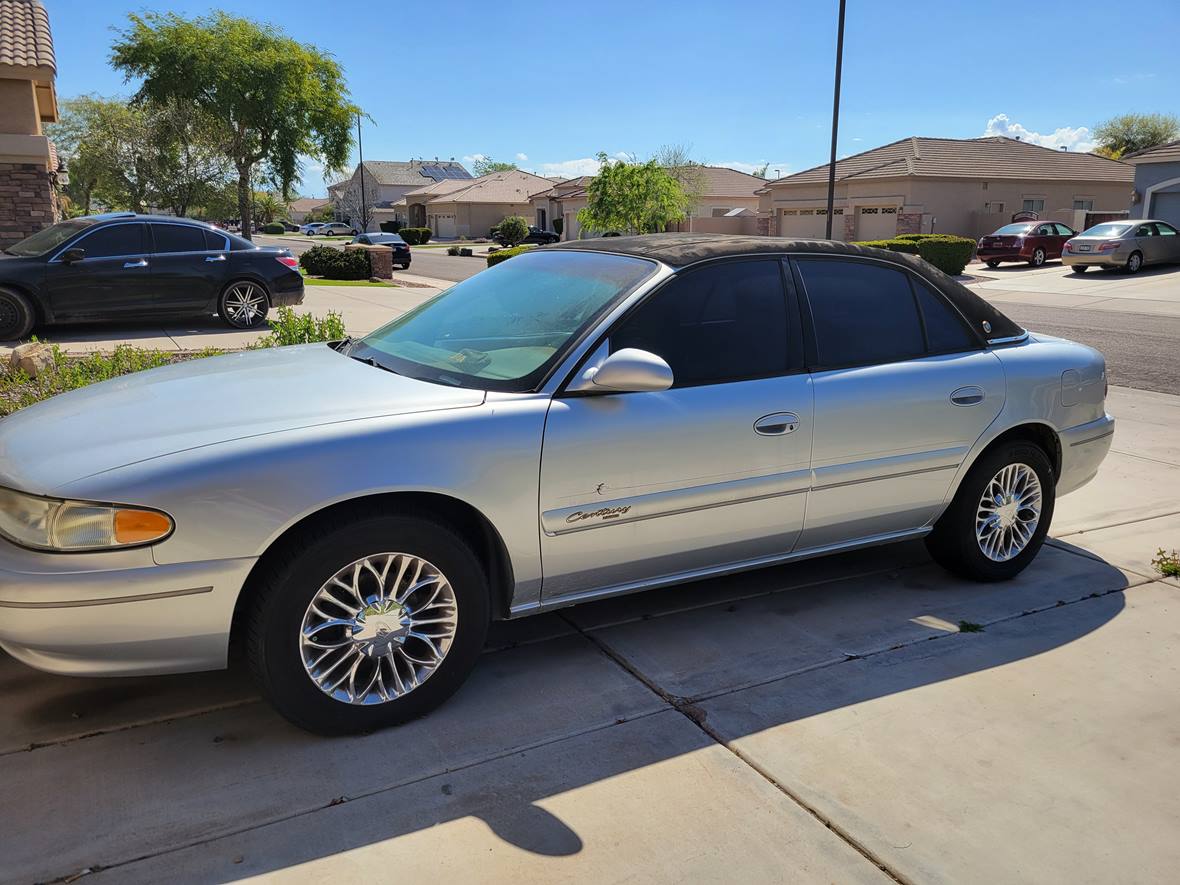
[0,0,60,246]
[758,136,1133,241]
[287,197,330,223]
[408,169,556,238]
[1125,140,1180,230]
[330,159,472,231]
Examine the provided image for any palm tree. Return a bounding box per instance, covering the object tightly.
[252,191,287,225]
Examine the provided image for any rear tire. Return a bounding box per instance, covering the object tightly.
[0,287,35,341]
[925,442,1055,582]
[1125,251,1143,274]
[1071,266,1088,274]
[985,260,1000,268]
[219,280,270,329]
[246,513,490,735]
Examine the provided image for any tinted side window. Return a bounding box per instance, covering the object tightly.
[611,260,789,387]
[203,229,228,250]
[796,259,924,367]
[75,223,144,259]
[914,281,977,353]
[1055,223,1075,236]
[152,224,208,254]
[1155,223,1177,237]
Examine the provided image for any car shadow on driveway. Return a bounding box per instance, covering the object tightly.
[0,538,1140,883]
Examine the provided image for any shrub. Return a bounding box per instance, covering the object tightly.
[553,218,564,236]
[486,245,534,267]
[262,222,285,234]
[379,220,403,234]
[298,245,370,280]
[852,236,975,275]
[254,306,347,347]
[398,227,432,245]
[494,215,529,247]
[446,245,461,256]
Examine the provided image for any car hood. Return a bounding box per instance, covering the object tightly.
[0,344,485,494]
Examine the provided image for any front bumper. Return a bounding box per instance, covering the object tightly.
[0,540,254,676]
[1057,413,1115,496]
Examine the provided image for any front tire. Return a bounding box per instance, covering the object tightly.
[246,514,490,735]
[0,287,35,341]
[925,442,1055,582]
[219,280,270,329]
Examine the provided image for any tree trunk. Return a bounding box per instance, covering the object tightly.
[237,166,252,241]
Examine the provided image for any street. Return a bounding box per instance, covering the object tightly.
[256,234,483,283]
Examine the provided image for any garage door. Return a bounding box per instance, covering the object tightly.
[778,209,827,238]
[1151,191,1180,231]
[857,206,898,240]
[433,214,456,238]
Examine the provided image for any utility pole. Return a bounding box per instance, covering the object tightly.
[825,0,847,239]
[356,114,367,232]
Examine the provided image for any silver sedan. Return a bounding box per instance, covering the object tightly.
[0,235,1114,734]
[1063,218,1180,273]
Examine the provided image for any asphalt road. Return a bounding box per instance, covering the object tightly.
[255,235,482,283]
[995,300,1180,395]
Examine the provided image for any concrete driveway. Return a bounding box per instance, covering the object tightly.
[968,260,1180,318]
[2,385,1178,885]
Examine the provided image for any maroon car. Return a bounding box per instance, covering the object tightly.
[977,221,1077,268]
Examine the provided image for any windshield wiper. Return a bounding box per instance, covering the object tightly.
[348,353,400,376]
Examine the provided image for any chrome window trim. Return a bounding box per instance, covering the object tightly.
[986,332,1030,346]
[47,221,146,264]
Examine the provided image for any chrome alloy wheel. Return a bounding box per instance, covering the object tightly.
[299,553,458,705]
[975,464,1042,562]
[223,282,268,327]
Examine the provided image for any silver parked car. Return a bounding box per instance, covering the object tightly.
[0,235,1114,734]
[1062,218,1180,273]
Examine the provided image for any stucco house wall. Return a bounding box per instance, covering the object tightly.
[1126,143,1180,228]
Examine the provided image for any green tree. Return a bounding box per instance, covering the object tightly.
[146,98,233,217]
[253,191,287,225]
[1093,113,1180,159]
[577,153,690,235]
[111,11,358,239]
[494,215,529,247]
[472,156,517,176]
[48,96,153,212]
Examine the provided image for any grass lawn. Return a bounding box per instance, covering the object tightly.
[305,278,395,287]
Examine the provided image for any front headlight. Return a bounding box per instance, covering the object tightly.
[0,487,174,551]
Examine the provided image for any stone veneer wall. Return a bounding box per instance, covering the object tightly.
[896,212,923,235]
[0,162,58,248]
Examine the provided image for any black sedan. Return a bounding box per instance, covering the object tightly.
[352,232,412,268]
[0,213,304,340]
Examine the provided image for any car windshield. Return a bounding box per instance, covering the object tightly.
[1080,222,1134,238]
[991,223,1035,236]
[4,218,99,256]
[349,250,657,391]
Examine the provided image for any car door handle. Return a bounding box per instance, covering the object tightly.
[205,254,227,262]
[950,386,985,406]
[123,259,148,269]
[754,412,800,435]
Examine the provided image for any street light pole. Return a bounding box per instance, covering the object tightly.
[356,114,367,232]
[825,0,847,240]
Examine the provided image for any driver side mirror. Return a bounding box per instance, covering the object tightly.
[582,348,674,393]
[61,247,85,264]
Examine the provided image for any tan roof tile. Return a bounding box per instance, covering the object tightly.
[766,136,1132,187]
[424,170,555,205]
[0,0,54,72]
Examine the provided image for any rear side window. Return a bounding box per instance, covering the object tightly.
[74,223,144,259]
[611,260,790,387]
[203,229,228,250]
[796,259,924,367]
[1054,223,1075,236]
[914,281,977,353]
[151,224,207,254]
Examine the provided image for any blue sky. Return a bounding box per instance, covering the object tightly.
[48,0,1180,196]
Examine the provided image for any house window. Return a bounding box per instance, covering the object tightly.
[1022,199,1045,212]
[1073,199,1094,211]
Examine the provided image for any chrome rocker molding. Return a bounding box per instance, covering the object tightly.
[512,526,932,616]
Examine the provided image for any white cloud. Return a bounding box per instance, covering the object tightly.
[535,157,603,177]
[1110,72,1156,85]
[515,152,528,162]
[716,161,792,178]
[983,113,1095,153]
[462,153,487,164]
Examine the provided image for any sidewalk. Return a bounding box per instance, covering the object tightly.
[966,262,1180,318]
[1,385,1177,884]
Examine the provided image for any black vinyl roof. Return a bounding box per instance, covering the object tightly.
[551,233,1025,343]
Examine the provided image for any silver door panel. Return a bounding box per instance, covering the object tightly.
[799,351,1004,548]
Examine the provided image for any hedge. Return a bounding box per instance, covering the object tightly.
[379,220,403,234]
[262,222,285,234]
[852,235,976,276]
[486,245,534,267]
[298,244,371,280]
[399,227,432,245]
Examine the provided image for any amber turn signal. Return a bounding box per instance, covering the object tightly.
[113,508,174,545]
